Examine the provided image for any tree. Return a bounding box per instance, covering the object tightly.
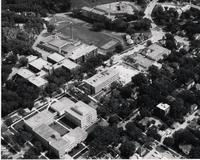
[47,24,55,33]
[119,141,136,159]
[146,40,152,46]
[120,86,132,98]
[115,44,123,53]
[92,22,105,31]
[19,56,28,67]
[108,115,120,126]
[163,137,175,147]
[132,73,148,87]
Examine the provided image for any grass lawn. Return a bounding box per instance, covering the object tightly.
[57,23,114,48]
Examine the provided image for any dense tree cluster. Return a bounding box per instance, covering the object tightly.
[152,5,200,40]
[2,0,71,16]
[98,84,137,119]
[2,78,40,117]
[131,46,200,125]
[73,9,151,34]
[88,126,121,156]
[169,128,200,158]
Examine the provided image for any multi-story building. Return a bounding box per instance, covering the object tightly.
[50,97,97,130]
[83,68,119,94]
[68,43,98,64]
[24,107,89,159]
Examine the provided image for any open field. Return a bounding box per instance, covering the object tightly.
[57,22,116,48]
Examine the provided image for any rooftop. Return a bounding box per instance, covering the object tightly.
[95,1,136,15]
[28,76,48,88]
[50,97,75,115]
[84,68,119,87]
[101,40,118,50]
[62,59,79,70]
[51,97,96,120]
[17,68,35,79]
[143,43,171,61]
[156,103,170,111]
[69,44,97,60]
[26,55,38,63]
[62,127,87,152]
[34,124,70,154]
[24,110,55,129]
[29,58,51,71]
[48,37,69,48]
[130,54,154,69]
[47,53,65,63]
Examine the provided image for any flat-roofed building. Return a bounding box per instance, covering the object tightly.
[24,110,55,130]
[140,43,171,61]
[83,68,119,94]
[100,40,119,55]
[156,103,170,116]
[33,124,87,158]
[29,58,52,73]
[65,101,97,130]
[47,53,65,64]
[50,98,97,130]
[26,55,38,63]
[40,35,76,54]
[68,44,98,64]
[51,97,75,116]
[17,68,35,79]
[62,59,80,72]
[81,2,137,21]
[28,76,48,89]
[62,127,87,153]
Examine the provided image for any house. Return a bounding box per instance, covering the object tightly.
[83,68,119,94]
[155,103,170,116]
[179,144,192,155]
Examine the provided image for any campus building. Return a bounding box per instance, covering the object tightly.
[61,58,80,72]
[83,68,119,94]
[40,35,98,64]
[47,52,65,64]
[81,1,138,21]
[24,100,93,159]
[139,43,171,61]
[68,43,98,64]
[50,97,97,130]
[29,58,52,73]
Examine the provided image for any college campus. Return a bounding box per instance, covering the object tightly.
[1,0,200,159]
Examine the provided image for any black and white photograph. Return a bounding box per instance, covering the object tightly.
[1,0,200,159]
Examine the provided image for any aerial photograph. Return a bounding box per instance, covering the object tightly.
[1,0,200,159]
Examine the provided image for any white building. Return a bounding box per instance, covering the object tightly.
[156,103,170,116]
[68,43,98,64]
[17,68,35,79]
[50,97,97,130]
[83,68,119,94]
